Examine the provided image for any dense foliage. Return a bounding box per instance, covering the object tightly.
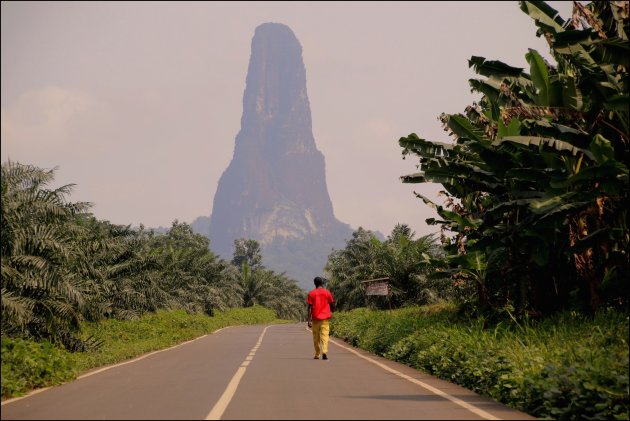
[331,305,629,420]
[1,160,306,351]
[1,162,91,350]
[325,225,453,310]
[398,1,628,316]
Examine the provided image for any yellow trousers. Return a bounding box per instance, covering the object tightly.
[311,319,330,357]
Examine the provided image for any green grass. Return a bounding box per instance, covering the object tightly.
[330,305,629,420]
[1,305,282,400]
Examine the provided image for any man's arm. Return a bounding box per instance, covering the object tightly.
[307,304,313,327]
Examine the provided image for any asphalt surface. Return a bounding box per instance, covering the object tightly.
[1,323,535,420]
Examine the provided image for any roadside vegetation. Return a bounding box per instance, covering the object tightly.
[2,306,280,399]
[330,305,628,420]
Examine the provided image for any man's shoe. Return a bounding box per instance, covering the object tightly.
[322,354,328,360]
[314,356,320,359]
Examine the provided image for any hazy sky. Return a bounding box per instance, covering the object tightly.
[1,1,574,238]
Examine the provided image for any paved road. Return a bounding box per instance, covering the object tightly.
[1,323,534,420]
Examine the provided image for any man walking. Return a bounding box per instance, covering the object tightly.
[307,276,335,360]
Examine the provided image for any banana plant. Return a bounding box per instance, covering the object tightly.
[399,1,628,315]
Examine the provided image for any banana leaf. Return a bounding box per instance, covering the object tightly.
[468,56,524,78]
[558,74,584,111]
[437,209,482,230]
[568,227,614,254]
[494,136,596,160]
[447,114,490,143]
[526,49,553,106]
[561,160,629,194]
[412,192,440,210]
[519,1,565,31]
[530,194,591,220]
[399,134,455,156]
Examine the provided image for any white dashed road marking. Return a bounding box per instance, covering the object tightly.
[205,325,271,420]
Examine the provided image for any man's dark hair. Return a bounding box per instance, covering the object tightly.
[314,276,324,287]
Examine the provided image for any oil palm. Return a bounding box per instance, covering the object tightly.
[1,161,90,347]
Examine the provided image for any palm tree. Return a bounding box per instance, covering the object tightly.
[377,224,442,306]
[147,221,242,314]
[326,226,442,310]
[1,161,90,348]
[262,270,307,320]
[238,262,271,307]
[326,228,380,310]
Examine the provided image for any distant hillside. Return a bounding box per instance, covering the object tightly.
[205,23,355,290]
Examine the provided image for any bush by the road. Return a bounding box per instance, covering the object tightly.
[331,305,629,420]
[1,338,76,399]
[1,305,280,400]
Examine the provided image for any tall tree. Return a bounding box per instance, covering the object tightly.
[231,238,263,270]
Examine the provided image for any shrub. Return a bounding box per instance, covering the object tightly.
[1,306,281,400]
[331,306,629,420]
[1,338,75,399]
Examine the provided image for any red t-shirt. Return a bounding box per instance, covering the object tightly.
[307,287,334,320]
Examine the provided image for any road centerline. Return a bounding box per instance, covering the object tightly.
[205,325,271,420]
